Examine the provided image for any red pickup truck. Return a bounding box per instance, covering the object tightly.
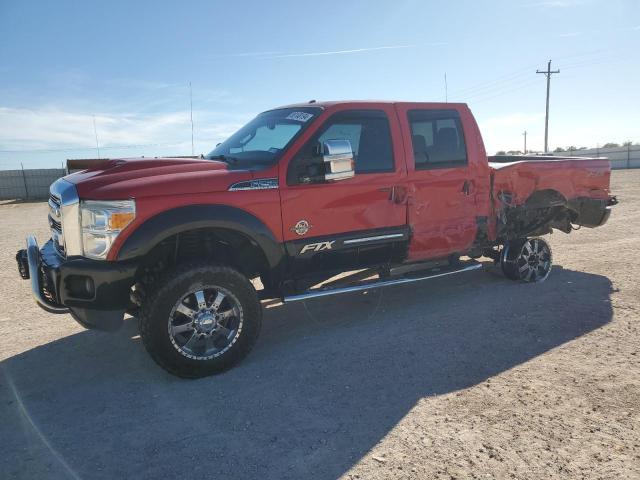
[16,100,616,377]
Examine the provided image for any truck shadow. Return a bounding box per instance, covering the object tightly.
[1,266,614,480]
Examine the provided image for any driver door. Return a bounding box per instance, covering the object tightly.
[279,106,408,274]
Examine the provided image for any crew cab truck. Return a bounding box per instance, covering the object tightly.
[15,101,616,378]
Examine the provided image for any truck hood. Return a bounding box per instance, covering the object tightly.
[65,157,256,200]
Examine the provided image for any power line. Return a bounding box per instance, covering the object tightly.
[447,50,611,103]
[0,141,190,154]
[466,77,540,104]
[447,65,535,99]
[451,71,540,104]
[536,60,560,153]
[466,55,623,106]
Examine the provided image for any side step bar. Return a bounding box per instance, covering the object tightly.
[283,261,483,303]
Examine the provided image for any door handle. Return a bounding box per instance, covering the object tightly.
[379,186,407,204]
[462,180,472,195]
[378,187,394,202]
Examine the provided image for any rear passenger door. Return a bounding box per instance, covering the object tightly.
[396,106,478,261]
[280,106,408,274]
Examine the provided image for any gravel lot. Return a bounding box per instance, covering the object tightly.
[1,170,638,480]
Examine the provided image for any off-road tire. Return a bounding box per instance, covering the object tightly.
[139,263,262,378]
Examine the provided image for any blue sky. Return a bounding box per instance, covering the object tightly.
[0,0,638,168]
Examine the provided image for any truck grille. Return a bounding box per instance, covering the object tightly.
[48,216,62,232]
[48,193,65,255]
[49,193,61,209]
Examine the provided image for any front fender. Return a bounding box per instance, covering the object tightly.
[115,204,285,268]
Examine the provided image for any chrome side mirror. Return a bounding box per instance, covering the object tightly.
[323,139,355,181]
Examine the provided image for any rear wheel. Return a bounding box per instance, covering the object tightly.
[501,237,553,283]
[139,263,261,378]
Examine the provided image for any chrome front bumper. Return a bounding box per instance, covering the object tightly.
[21,235,70,314]
[17,235,139,331]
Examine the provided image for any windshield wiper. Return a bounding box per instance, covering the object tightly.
[207,154,238,165]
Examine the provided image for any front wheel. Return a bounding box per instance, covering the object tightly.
[139,263,262,378]
[501,237,553,283]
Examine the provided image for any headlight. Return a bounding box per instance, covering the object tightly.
[80,200,135,259]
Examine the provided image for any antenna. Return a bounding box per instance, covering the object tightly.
[444,73,448,103]
[92,115,101,159]
[189,82,194,156]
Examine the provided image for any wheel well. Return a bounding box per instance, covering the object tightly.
[498,189,572,240]
[524,189,567,208]
[135,227,271,285]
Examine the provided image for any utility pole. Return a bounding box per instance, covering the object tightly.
[523,130,527,154]
[536,60,560,153]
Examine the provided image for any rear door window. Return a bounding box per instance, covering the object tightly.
[408,110,468,169]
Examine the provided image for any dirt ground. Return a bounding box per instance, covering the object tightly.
[0,170,638,480]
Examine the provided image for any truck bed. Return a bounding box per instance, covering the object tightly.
[488,154,594,163]
[488,155,612,206]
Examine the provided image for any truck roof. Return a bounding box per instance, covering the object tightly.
[271,100,469,110]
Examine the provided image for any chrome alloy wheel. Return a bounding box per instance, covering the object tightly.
[168,286,243,360]
[508,238,553,282]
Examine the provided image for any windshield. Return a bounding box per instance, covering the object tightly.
[205,107,321,169]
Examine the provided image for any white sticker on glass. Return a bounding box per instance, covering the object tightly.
[286,112,314,122]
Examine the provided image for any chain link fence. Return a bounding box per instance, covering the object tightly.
[0,168,65,200]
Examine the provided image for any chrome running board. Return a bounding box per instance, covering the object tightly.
[283,261,482,303]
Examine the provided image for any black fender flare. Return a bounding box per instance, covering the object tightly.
[116,204,285,269]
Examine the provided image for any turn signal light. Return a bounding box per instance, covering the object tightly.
[108,212,135,230]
